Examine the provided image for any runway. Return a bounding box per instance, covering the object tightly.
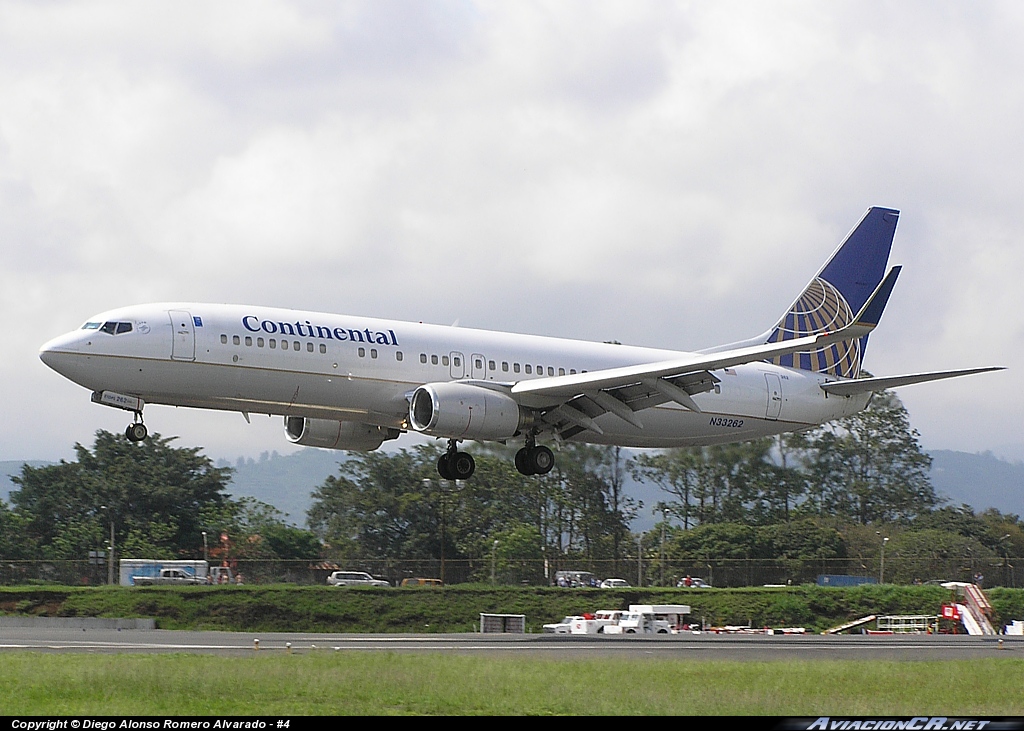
[2,625,1021,661]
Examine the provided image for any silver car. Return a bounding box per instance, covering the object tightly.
[326,571,390,587]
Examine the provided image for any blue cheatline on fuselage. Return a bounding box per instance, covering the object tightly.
[766,206,899,378]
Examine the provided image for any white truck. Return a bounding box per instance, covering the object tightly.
[570,610,628,634]
[601,604,691,635]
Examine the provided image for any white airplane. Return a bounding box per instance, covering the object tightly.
[40,207,1000,480]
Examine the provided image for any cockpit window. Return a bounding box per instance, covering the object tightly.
[82,322,101,330]
[98,321,133,335]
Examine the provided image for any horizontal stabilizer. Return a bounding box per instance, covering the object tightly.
[820,367,1004,396]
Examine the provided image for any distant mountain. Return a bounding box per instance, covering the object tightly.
[216,449,347,526]
[928,449,1024,516]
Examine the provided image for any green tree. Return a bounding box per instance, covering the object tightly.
[9,430,232,560]
[797,391,937,524]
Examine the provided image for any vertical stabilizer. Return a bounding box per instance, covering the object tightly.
[765,207,899,378]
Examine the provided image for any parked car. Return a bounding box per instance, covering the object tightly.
[400,578,443,587]
[676,577,712,588]
[326,571,390,587]
[599,578,631,589]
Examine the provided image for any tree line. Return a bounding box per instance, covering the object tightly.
[2,392,1022,585]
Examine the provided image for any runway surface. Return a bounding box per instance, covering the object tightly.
[2,626,1022,660]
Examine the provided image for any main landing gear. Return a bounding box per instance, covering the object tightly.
[515,436,554,476]
[125,413,148,443]
[437,440,475,481]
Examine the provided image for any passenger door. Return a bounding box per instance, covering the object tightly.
[169,310,196,361]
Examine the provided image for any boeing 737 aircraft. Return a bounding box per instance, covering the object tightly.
[40,207,1000,480]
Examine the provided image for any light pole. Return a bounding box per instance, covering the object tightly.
[100,505,115,585]
[491,539,499,585]
[637,534,643,587]
[878,535,889,584]
[202,531,209,562]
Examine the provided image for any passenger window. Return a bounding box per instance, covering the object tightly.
[396,352,403,361]
[502,362,509,372]
[453,356,461,367]
[557,367,563,376]
[307,342,313,353]
[570,369,576,375]
[514,363,520,374]
[370,349,378,359]
[257,338,264,347]
[358,347,365,357]
[293,341,300,351]
[320,344,327,354]
[270,339,276,349]
[420,353,427,364]
[442,355,449,366]
[281,340,288,350]
[220,334,227,344]
[232,335,240,345]
[431,355,438,365]
[488,360,495,370]
[245,336,252,346]
[525,365,532,374]
[475,358,483,369]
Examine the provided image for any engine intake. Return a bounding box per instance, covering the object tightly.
[409,382,528,440]
[284,417,398,451]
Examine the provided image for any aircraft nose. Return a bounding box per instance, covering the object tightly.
[39,332,81,372]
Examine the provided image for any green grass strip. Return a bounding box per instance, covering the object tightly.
[1,653,1022,715]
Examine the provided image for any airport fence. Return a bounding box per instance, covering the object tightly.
[1,556,1021,588]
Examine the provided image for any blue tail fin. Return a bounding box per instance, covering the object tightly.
[766,207,899,378]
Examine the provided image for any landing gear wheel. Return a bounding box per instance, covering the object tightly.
[529,445,555,475]
[437,453,454,481]
[125,423,148,442]
[515,448,534,476]
[450,451,475,480]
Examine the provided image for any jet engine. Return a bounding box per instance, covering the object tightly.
[409,382,529,440]
[284,417,399,451]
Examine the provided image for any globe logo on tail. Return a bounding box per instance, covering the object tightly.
[766,277,862,379]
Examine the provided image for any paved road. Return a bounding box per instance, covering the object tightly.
[2,625,1022,660]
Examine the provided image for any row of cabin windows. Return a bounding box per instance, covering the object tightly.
[219,335,577,376]
[418,352,577,377]
[220,333,403,361]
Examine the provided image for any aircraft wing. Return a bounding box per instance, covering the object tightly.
[508,268,900,437]
[819,368,1004,396]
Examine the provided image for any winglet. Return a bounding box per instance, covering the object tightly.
[854,266,901,328]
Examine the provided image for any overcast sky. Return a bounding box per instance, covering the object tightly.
[1,1,1019,463]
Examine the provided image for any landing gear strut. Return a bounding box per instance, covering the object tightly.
[437,439,475,481]
[515,435,554,476]
[125,412,148,443]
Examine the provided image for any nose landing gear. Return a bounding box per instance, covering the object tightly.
[125,413,148,442]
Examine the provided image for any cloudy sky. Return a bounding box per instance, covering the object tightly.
[1,1,1019,463]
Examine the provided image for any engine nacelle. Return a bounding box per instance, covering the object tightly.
[284,417,398,451]
[409,382,528,440]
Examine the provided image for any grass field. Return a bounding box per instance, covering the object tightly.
[1,652,1023,715]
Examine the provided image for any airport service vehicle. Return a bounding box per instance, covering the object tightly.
[39,208,1001,481]
[570,610,627,634]
[131,568,205,586]
[543,616,584,634]
[326,571,390,587]
[601,605,692,634]
[599,578,630,589]
[119,559,209,586]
